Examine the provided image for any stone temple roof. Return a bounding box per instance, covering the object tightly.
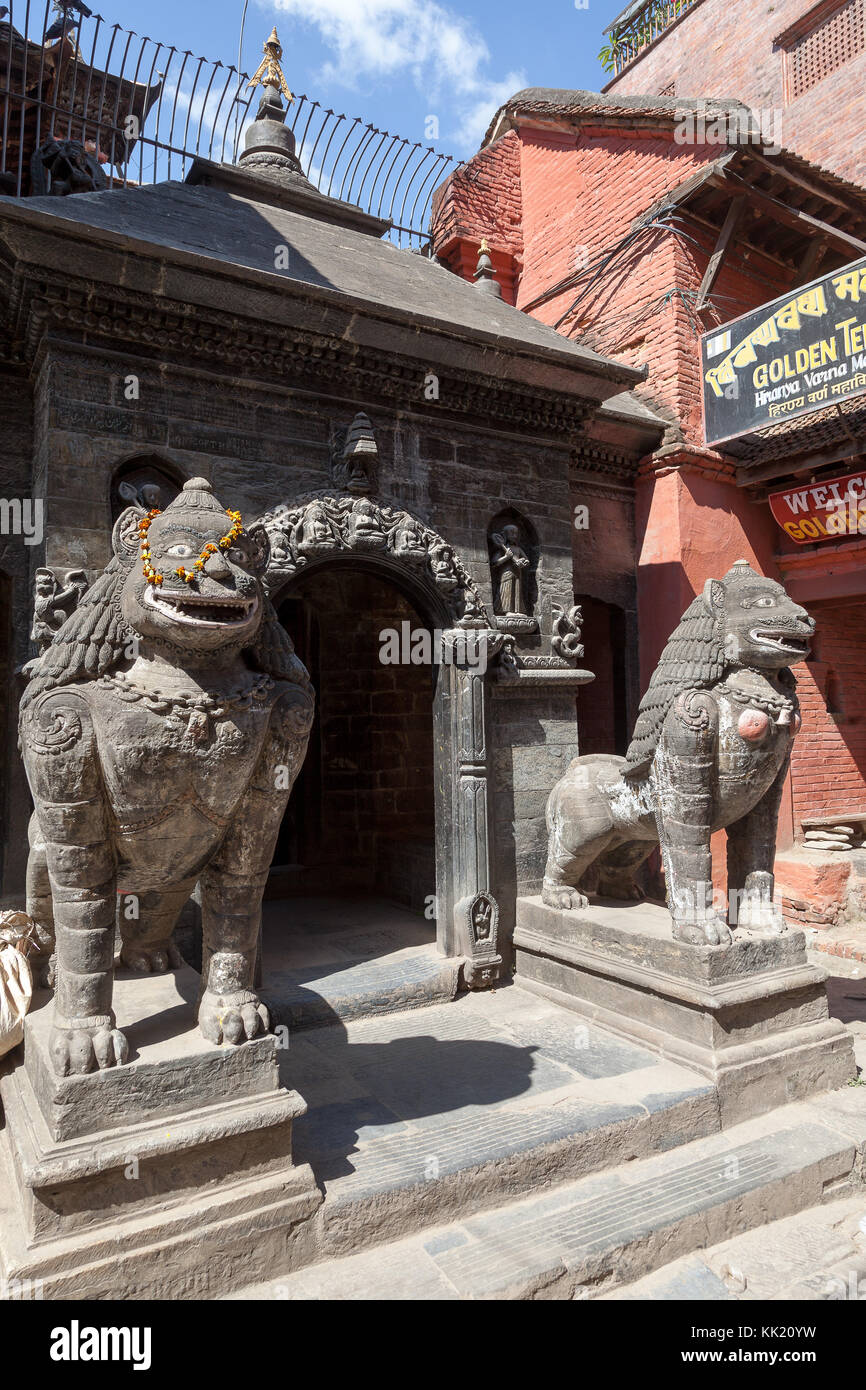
[0,164,646,395]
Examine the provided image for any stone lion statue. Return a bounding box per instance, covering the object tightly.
[542,560,814,946]
[20,478,314,1075]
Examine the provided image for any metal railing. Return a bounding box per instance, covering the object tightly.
[0,4,456,247]
[605,0,702,75]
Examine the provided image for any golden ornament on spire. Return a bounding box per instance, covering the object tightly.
[248,26,294,104]
[479,238,490,253]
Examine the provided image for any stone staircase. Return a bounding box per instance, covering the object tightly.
[229,1081,866,1300]
[224,983,866,1300]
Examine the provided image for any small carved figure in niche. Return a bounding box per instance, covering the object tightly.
[490,523,530,616]
[390,512,428,566]
[430,542,459,592]
[30,568,88,655]
[30,137,108,197]
[472,897,492,940]
[331,412,377,494]
[118,479,165,513]
[293,500,340,557]
[111,460,180,525]
[346,497,386,549]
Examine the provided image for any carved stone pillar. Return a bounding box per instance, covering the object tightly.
[438,629,502,988]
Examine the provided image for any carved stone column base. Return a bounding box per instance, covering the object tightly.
[0,967,322,1299]
[514,897,856,1129]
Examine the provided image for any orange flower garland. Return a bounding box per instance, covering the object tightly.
[138,508,244,587]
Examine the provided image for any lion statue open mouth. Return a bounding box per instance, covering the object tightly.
[20,478,314,1075]
[541,560,815,946]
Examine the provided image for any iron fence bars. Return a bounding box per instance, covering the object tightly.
[607,0,701,75]
[0,6,454,247]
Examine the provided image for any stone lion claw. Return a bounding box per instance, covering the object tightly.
[541,880,588,911]
[672,914,732,947]
[120,941,183,973]
[50,1019,129,1075]
[198,990,270,1046]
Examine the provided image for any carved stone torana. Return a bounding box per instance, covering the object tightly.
[258,493,489,626]
[30,567,88,655]
[19,477,314,1074]
[541,561,813,946]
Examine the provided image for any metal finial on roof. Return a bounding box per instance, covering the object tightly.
[247,26,293,105]
[474,238,503,299]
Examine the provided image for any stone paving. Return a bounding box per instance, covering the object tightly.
[605,1195,866,1300]
[275,982,718,1257]
[260,896,459,1028]
[228,1090,866,1300]
[222,939,866,1301]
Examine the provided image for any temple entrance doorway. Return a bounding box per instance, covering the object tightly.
[262,561,457,1026]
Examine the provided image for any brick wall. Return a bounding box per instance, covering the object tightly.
[790,599,866,825]
[606,0,866,185]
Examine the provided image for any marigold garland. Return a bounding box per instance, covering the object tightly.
[137,508,244,587]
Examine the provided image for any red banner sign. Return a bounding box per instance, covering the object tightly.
[769,468,866,543]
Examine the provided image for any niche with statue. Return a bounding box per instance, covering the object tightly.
[487,509,539,633]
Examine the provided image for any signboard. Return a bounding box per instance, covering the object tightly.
[769,467,866,544]
[701,255,866,446]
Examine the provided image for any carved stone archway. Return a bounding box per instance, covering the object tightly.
[256,492,504,987]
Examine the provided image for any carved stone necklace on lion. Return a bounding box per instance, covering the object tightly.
[715,672,796,725]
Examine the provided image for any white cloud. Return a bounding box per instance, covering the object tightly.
[266,0,524,150]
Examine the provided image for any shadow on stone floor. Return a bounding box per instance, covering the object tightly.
[279,1006,541,1183]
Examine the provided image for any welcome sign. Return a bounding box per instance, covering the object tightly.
[768,467,866,544]
[701,256,866,445]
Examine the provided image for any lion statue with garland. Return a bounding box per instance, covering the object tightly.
[542,560,815,946]
[20,478,314,1075]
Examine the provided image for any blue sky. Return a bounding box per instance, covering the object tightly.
[77,0,628,157]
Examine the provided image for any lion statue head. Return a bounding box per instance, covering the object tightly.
[622,559,814,780]
[22,477,310,710]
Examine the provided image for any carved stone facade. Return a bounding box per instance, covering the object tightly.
[0,132,663,998]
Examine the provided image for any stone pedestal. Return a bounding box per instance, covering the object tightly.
[0,966,322,1299]
[514,897,856,1127]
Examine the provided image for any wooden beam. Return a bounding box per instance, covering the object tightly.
[719,171,866,257]
[736,438,866,488]
[798,237,828,284]
[695,195,745,311]
[743,150,866,222]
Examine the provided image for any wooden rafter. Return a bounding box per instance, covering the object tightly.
[695,195,745,312]
[716,170,866,257]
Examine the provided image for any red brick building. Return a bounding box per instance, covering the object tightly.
[603,0,866,187]
[431,72,866,930]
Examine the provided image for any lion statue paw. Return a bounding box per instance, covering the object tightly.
[50,1017,129,1075]
[198,990,270,1046]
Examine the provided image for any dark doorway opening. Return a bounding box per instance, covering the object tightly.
[269,564,437,917]
[574,596,628,756]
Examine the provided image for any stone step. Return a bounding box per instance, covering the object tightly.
[601,1193,866,1301]
[228,1084,866,1300]
[260,896,460,1029]
[263,945,460,1030]
[277,984,720,1261]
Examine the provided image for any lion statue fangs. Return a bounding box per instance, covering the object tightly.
[541,560,815,947]
[19,477,314,1075]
